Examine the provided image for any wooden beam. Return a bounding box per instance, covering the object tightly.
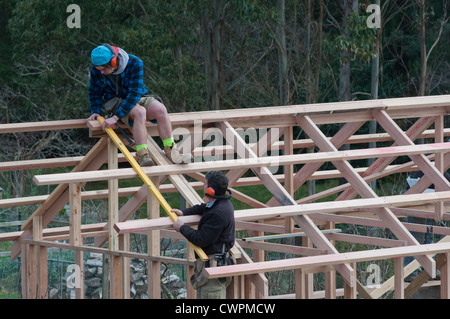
[220,122,356,286]
[236,239,325,256]
[10,138,108,261]
[404,252,448,299]
[33,142,450,186]
[114,190,450,234]
[69,182,84,299]
[22,239,194,266]
[338,116,435,201]
[267,121,364,207]
[435,115,445,220]
[204,241,450,279]
[83,95,450,132]
[0,119,88,134]
[441,253,450,299]
[148,176,161,299]
[297,115,437,278]
[394,257,405,299]
[374,110,450,191]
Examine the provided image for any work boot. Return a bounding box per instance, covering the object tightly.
[164,142,193,164]
[136,148,154,167]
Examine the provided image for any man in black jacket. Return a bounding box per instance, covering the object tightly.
[172,171,235,298]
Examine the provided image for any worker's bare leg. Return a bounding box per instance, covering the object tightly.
[144,100,173,140]
[128,104,149,145]
[127,104,154,166]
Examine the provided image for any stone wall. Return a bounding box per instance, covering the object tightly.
[49,252,187,299]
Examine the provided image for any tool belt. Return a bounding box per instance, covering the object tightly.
[190,251,235,290]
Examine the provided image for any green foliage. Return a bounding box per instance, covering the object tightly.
[333,12,378,64]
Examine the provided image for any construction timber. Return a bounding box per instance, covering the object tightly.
[1,95,450,299]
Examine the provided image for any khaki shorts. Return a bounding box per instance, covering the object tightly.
[121,95,162,127]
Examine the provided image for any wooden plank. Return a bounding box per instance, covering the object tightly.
[10,138,109,261]
[284,126,294,232]
[218,121,356,287]
[0,96,446,137]
[267,120,363,207]
[33,142,450,186]
[394,257,404,299]
[326,232,405,248]
[96,116,208,261]
[22,239,194,266]
[23,138,108,229]
[297,115,437,278]
[69,182,84,299]
[108,139,119,251]
[69,183,83,247]
[297,155,429,204]
[441,253,450,299]
[32,215,48,299]
[374,110,450,191]
[85,95,450,132]
[114,190,450,234]
[225,127,285,187]
[204,241,450,279]
[148,176,161,299]
[243,229,342,242]
[404,252,448,299]
[435,115,445,220]
[237,239,325,256]
[0,119,88,134]
[338,116,435,201]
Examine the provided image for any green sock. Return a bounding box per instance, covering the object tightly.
[162,137,174,148]
[136,144,147,151]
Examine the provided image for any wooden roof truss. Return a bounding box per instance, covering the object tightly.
[1,95,450,299]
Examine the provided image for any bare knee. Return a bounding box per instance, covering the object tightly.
[129,105,147,125]
[146,101,168,120]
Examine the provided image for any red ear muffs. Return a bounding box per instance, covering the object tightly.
[205,187,215,198]
[103,43,119,68]
[205,187,233,200]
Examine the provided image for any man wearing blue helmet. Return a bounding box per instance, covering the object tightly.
[88,44,192,166]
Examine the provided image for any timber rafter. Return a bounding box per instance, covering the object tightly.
[1,95,450,299]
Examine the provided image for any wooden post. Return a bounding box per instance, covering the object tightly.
[344,263,357,299]
[107,138,122,298]
[325,221,336,299]
[394,257,404,299]
[21,243,28,298]
[441,253,450,299]
[186,243,196,299]
[119,233,130,299]
[26,241,36,298]
[148,176,161,299]
[284,126,294,233]
[303,237,314,298]
[69,182,84,299]
[295,269,306,299]
[435,115,444,220]
[33,216,48,298]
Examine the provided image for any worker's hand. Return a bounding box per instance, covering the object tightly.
[87,113,100,121]
[171,209,184,217]
[101,116,118,130]
[173,219,184,232]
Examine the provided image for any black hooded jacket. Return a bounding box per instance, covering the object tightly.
[179,198,235,256]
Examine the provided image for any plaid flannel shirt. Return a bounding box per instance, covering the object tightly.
[88,54,148,119]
